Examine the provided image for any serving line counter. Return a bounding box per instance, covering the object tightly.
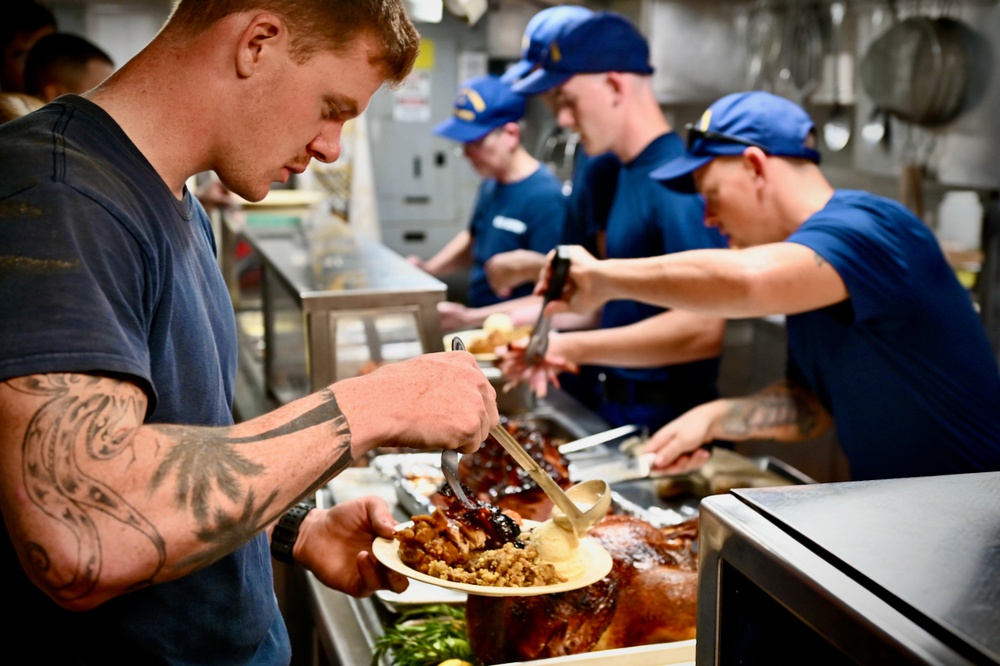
[306,389,615,666]
[219,213,630,664]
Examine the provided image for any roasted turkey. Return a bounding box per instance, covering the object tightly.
[465,515,699,664]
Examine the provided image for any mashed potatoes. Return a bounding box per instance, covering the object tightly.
[527,520,587,581]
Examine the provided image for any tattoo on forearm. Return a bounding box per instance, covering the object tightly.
[720,386,820,439]
[9,377,352,600]
[150,388,352,532]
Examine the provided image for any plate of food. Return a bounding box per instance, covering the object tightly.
[446,314,532,363]
[372,516,612,597]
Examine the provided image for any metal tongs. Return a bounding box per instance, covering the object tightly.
[441,336,478,508]
[523,246,572,367]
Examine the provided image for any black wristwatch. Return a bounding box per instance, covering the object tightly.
[271,502,314,564]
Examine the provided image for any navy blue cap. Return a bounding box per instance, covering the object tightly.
[651,91,822,193]
[432,75,527,143]
[500,5,594,84]
[511,12,654,95]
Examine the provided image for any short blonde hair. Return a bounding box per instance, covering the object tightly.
[166,0,419,85]
[0,92,44,125]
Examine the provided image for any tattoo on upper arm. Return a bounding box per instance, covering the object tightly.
[11,374,160,600]
[8,376,352,600]
[814,252,827,268]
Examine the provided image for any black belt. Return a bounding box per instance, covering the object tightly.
[597,372,696,405]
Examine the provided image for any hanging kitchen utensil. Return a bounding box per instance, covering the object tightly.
[745,0,783,92]
[781,3,823,104]
[823,1,851,152]
[860,0,896,151]
[926,18,970,124]
[859,16,970,126]
[861,107,891,150]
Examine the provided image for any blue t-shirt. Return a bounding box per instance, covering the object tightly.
[467,165,566,307]
[564,149,620,255]
[0,96,289,664]
[787,190,1000,480]
[600,133,727,389]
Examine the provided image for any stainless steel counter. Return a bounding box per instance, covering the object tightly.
[241,225,447,403]
[698,472,1000,664]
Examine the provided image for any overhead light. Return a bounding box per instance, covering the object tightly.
[406,0,443,23]
[444,0,487,26]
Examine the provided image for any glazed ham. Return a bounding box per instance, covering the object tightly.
[446,416,572,520]
[465,515,699,664]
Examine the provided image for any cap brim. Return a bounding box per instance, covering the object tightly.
[432,117,493,143]
[649,154,714,194]
[511,68,572,95]
[500,59,534,84]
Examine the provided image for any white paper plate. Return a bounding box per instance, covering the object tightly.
[372,521,612,597]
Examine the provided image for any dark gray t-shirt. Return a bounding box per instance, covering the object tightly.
[0,95,289,664]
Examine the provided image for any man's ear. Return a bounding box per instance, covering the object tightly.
[235,12,285,79]
[743,147,769,187]
[604,71,626,105]
[503,121,522,143]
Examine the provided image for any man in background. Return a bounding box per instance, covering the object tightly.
[504,12,728,432]
[412,74,567,331]
[25,32,115,102]
[1,0,56,92]
[485,3,620,300]
[538,91,1000,480]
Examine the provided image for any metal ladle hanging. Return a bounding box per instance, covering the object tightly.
[861,0,895,151]
[823,1,851,152]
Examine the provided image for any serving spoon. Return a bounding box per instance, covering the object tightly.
[451,336,612,537]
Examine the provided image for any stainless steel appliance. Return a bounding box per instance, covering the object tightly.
[698,473,1000,664]
[242,225,446,404]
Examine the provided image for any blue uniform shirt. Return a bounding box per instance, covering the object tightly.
[467,165,567,307]
[564,149,620,255]
[0,95,289,664]
[601,133,727,385]
[787,190,1000,480]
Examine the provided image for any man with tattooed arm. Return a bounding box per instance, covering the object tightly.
[0,1,498,663]
[538,92,1000,481]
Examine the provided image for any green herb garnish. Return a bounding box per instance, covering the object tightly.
[371,604,478,666]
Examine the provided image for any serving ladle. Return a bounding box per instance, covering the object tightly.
[451,336,612,537]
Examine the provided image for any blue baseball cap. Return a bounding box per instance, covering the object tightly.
[511,12,654,95]
[651,91,822,193]
[500,5,594,84]
[432,75,527,143]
